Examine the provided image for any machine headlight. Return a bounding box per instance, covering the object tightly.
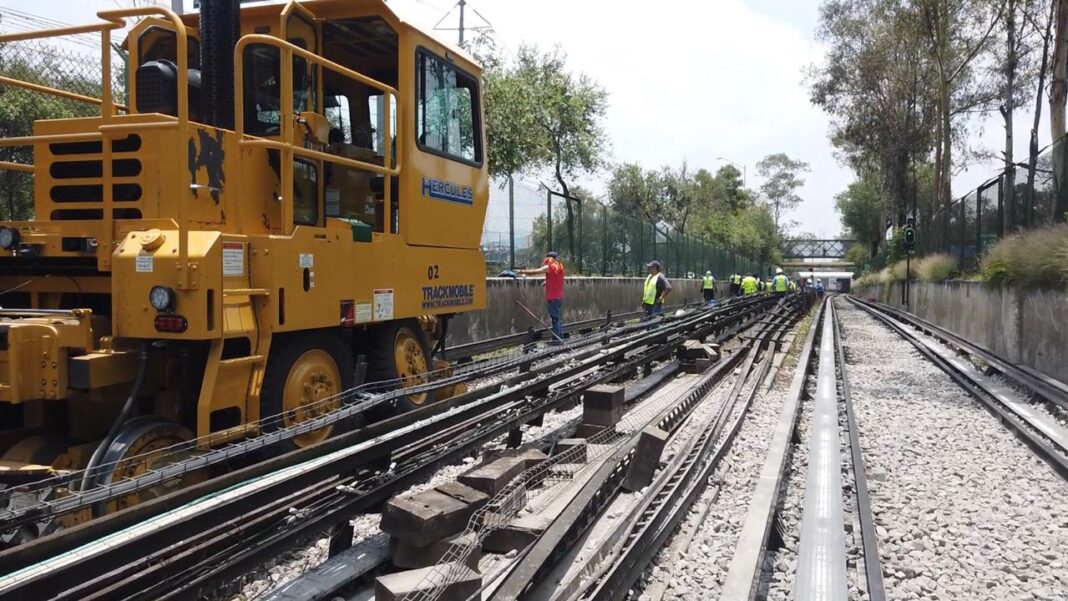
[0,227,20,250]
[149,286,176,312]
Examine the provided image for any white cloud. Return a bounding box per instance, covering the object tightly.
[392,0,853,237]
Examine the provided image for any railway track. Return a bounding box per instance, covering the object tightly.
[0,299,719,538]
[257,294,810,601]
[22,291,1060,601]
[0,294,780,600]
[847,296,1068,477]
[691,294,1068,600]
[211,292,1068,601]
[483,300,805,601]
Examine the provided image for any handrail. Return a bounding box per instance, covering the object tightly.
[0,75,128,111]
[0,7,192,281]
[234,34,401,236]
[0,161,34,173]
[96,6,190,283]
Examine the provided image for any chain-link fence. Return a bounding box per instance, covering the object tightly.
[482,178,763,278]
[914,136,1068,272]
[0,19,127,220]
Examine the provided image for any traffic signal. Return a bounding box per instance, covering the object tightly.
[903,225,916,250]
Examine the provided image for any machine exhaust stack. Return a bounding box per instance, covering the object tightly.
[199,0,240,130]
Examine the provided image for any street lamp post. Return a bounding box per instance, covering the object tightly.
[716,156,746,188]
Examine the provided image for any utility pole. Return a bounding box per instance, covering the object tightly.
[457,0,466,47]
[508,176,515,270]
[434,0,490,50]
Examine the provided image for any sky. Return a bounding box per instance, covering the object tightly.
[0,0,1053,241]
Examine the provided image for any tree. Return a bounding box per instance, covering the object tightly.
[478,33,541,180]
[1025,0,1057,226]
[755,153,809,233]
[1051,0,1068,158]
[708,164,750,212]
[660,162,704,235]
[511,45,609,256]
[845,243,872,270]
[811,0,937,225]
[835,171,885,258]
[607,163,664,222]
[993,0,1051,228]
[0,37,102,220]
[919,0,1003,220]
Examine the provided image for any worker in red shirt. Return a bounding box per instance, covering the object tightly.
[520,251,566,343]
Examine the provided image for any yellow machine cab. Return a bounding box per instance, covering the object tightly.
[0,0,488,529]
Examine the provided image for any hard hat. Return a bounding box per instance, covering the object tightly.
[775,267,783,274]
[546,251,558,258]
[706,271,712,276]
[646,260,662,270]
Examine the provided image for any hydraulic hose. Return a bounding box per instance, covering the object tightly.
[79,343,151,492]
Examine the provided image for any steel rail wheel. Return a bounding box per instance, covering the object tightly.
[261,331,355,450]
[367,319,435,411]
[55,417,204,525]
[281,349,342,446]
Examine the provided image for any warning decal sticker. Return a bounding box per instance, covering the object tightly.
[222,242,244,276]
[355,303,372,323]
[373,289,394,321]
[135,253,153,273]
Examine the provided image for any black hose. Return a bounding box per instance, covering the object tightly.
[79,343,151,492]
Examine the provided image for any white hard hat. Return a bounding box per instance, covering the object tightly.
[706,271,712,275]
[775,267,783,274]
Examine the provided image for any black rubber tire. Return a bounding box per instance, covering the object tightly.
[260,330,355,451]
[364,319,436,412]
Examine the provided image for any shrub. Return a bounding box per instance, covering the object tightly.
[916,253,957,282]
[845,243,871,269]
[886,228,905,265]
[854,272,878,288]
[980,224,1068,289]
[889,259,916,281]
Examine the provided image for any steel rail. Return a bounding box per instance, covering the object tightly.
[577,299,801,601]
[0,297,776,600]
[442,301,698,361]
[850,298,1068,410]
[0,296,757,530]
[720,297,826,600]
[222,364,689,601]
[831,300,886,601]
[794,299,849,600]
[846,297,1068,480]
[487,298,807,600]
[142,300,772,601]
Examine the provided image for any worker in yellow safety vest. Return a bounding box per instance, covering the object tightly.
[702,271,716,302]
[730,273,742,296]
[642,260,672,318]
[772,267,789,295]
[741,273,758,295]
[788,279,797,292]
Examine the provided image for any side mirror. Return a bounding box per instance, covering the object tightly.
[297,111,331,145]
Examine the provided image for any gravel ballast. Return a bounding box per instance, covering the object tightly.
[635,327,804,600]
[837,299,1068,600]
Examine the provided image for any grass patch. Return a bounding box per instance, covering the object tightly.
[889,260,917,281]
[980,223,1068,289]
[916,253,956,282]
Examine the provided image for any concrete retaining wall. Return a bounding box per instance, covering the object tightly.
[854,281,1068,384]
[449,277,724,346]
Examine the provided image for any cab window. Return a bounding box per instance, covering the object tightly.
[242,44,281,136]
[293,159,319,226]
[137,26,200,69]
[416,50,481,164]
